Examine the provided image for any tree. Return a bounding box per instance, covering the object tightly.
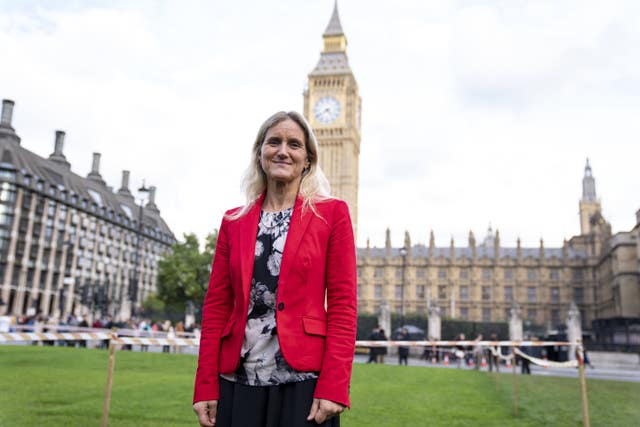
[151,231,217,319]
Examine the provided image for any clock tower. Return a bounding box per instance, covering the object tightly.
[303,1,361,237]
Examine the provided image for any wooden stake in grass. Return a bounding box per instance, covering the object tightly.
[101,334,118,427]
[494,353,499,392]
[511,347,518,417]
[577,342,591,427]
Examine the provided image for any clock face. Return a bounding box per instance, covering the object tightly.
[313,96,341,124]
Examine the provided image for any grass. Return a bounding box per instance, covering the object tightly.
[0,345,638,426]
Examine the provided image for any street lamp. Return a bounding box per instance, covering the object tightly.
[129,181,150,319]
[399,246,407,327]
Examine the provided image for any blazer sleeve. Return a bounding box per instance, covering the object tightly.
[313,200,357,407]
[193,217,234,404]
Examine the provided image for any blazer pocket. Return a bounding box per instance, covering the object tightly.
[302,316,327,337]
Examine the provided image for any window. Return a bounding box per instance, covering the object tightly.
[459,285,469,301]
[527,269,537,281]
[504,286,513,302]
[482,308,491,322]
[416,269,426,278]
[460,307,469,320]
[395,268,403,278]
[481,286,491,301]
[395,285,403,299]
[416,285,425,299]
[374,267,383,278]
[549,269,560,281]
[438,285,447,299]
[438,268,447,279]
[459,269,468,279]
[550,287,560,303]
[527,286,537,302]
[527,309,537,320]
[551,309,560,325]
[482,268,492,281]
[572,269,583,281]
[374,285,382,299]
[574,287,584,304]
[504,268,514,280]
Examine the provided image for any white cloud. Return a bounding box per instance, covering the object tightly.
[0,0,637,251]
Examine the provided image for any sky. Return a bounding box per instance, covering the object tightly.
[0,0,638,249]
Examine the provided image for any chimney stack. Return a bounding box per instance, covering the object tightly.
[1,100,14,128]
[0,99,20,144]
[146,186,160,214]
[87,152,106,185]
[48,130,71,169]
[117,170,134,199]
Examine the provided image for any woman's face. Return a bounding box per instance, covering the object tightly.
[260,118,310,185]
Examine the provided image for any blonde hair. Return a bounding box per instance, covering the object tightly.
[226,111,331,220]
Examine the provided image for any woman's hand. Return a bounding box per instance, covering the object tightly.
[193,400,218,426]
[306,398,345,424]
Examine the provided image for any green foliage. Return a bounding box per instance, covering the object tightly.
[152,231,217,320]
[1,346,639,427]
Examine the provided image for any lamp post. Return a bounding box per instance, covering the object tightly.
[128,181,150,319]
[399,246,407,327]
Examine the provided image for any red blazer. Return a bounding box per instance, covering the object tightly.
[193,194,357,407]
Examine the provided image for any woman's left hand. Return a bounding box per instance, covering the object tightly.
[306,398,345,424]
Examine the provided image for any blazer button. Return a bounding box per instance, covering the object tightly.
[278,302,285,311]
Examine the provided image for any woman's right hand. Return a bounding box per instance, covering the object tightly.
[193,400,218,426]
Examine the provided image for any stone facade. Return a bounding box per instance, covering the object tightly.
[355,161,639,330]
[0,99,176,321]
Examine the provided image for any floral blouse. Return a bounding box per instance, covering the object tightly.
[221,207,318,386]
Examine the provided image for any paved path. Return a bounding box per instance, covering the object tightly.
[353,354,640,382]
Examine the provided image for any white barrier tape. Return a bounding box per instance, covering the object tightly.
[0,332,112,342]
[514,348,578,368]
[111,337,199,346]
[486,346,514,361]
[355,340,572,347]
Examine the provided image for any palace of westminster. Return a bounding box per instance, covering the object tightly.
[1,4,638,338]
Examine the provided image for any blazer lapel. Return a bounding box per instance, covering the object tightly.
[238,194,263,307]
[279,196,313,284]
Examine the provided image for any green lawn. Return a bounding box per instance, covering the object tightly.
[0,345,638,426]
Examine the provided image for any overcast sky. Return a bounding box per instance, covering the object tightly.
[0,0,638,249]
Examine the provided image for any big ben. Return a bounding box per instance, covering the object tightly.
[304,2,361,237]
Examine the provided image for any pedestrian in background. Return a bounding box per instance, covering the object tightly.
[397,327,410,366]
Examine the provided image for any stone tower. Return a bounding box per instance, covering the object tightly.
[579,158,601,235]
[303,1,361,237]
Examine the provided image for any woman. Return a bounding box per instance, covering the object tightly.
[193,111,357,426]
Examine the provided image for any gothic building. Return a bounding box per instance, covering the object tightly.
[355,161,640,332]
[0,99,176,321]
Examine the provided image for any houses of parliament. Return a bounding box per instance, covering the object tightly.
[305,3,639,333]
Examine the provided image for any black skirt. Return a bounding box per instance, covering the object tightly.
[217,377,340,427]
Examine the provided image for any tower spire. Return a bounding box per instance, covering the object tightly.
[582,158,596,202]
[324,1,344,37]
[321,1,347,54]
